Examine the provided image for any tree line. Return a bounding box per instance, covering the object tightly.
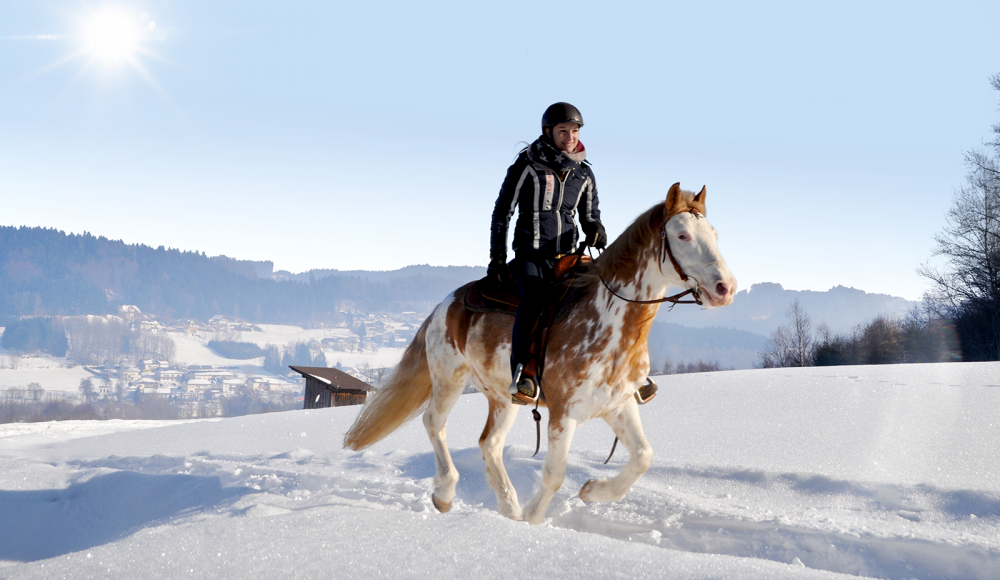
[756,300,960,368]
[758,73,1000,367]
[0,226,474,325]
[0,317,68,357]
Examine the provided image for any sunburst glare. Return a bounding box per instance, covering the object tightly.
[84,10,140,63]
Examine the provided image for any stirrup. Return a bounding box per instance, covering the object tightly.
[635,377,658,405]
[509,363,539,405]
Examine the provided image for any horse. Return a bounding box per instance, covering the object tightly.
[343,183,737,524]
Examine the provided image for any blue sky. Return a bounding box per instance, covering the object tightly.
[2,1,998,300]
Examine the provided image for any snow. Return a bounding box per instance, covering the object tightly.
[0,354,95,394]
[170,333,261,368]
[172,326,407,369]
[1,362,999,579]
[0,324,407,393]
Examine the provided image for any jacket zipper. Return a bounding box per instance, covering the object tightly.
[555,170,570,252]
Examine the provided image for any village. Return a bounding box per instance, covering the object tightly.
[0,305,426,420]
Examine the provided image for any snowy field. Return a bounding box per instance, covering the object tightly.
[175,327,407,370]
[0,326,406,394]
[0,354,95,394]
[1,362,999,579]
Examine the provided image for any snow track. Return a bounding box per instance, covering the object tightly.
[2,363,999,579]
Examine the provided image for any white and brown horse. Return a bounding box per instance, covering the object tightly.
[344,183,736,524]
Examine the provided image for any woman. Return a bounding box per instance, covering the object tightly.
[488,102,607,403]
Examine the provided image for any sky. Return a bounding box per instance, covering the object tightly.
[1,1,999,301]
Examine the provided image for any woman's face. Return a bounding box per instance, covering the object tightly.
[550,122,580,153]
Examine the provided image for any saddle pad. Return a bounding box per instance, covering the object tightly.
[463,276,587,326]
[464,254,592,316]
[464,278,519,315]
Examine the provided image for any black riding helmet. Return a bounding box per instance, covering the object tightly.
[541,102,584,132]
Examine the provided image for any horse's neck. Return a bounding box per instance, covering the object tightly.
[592,254,667,350]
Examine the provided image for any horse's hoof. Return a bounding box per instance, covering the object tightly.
[579,480,597,502]
[432,494,451,513]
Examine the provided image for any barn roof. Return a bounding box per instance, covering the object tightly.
[288,366,375,392]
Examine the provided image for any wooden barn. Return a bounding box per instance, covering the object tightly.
[289,366,374,409]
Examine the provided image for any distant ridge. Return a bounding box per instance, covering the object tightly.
[273,265,486,284]
[658,282,917,335]
[0,226,911,341]
[0,226,482,324]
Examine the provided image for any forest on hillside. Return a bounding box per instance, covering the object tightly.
[0,227,480,325]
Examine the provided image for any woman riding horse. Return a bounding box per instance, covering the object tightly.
[488,102,607,404]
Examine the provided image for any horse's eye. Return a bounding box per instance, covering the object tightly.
[678,233,689,241]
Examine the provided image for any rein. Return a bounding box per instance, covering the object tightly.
[589,208,706,464]
[531,209,707,462]
[585,209,705,308]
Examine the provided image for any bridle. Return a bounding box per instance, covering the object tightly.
[587,208,704,308]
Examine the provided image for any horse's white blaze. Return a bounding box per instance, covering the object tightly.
[667,212,736,307]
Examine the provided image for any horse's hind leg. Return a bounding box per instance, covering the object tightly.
[580,400,653,502]
[423,360,468,513]
[523,415,578,525]
[479,396,522,520]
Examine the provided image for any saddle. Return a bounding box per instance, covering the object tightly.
[463,254,591,398]
[465,254,590,324]
[464,254,590,315]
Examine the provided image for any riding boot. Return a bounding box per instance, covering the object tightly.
[508,362,538,405]
[509,257,551,404]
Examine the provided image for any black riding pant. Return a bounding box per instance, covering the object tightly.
[510,255,555,377]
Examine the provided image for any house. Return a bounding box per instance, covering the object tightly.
[158,369,183,383]
[264,381,296,392]
[148,387,172,398]
[118,366,141,383]
[289,366,373,409]
[220,379,244,394]
[184,378,213,393]
[139,320,164,333]
[133,377,160,392]
[246,377,271,391]
[141,359,168,372]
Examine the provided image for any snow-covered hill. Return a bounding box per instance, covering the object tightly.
[2,362,998,579]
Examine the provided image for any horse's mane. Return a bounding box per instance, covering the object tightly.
[577,190,703,286]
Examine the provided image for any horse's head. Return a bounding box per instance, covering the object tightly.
[661,182,737,308]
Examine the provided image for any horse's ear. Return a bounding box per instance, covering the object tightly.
[694,186,706,205]
[665,182,682,214]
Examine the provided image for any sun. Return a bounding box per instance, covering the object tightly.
[83,10,140,62]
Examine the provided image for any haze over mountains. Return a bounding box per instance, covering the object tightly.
[659,282,917,336]
[1,226,918,369]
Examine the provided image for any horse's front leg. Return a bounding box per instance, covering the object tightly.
[479,395,522,520]
[522,415,577,525]
[580,398,652,502]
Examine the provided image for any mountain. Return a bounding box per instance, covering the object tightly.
[0,226,914,353]
[273,265,486,285]
[646,323,767,370]
[657,282,916,336]
[0,226,481,324]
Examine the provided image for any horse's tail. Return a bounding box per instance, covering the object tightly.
[343,314,433,451]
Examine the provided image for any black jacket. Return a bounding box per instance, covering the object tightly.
[490,136,602,261]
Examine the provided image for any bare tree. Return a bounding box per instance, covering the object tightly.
[79,377,95,403]
[919,73,1000,360]
[919,150,1000,360]
[27,383,43,402]
[756,299,814,368]
[788,299,813,367]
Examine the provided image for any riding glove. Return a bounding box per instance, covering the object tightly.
[487,257,509,285]
[589,224,608,250]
